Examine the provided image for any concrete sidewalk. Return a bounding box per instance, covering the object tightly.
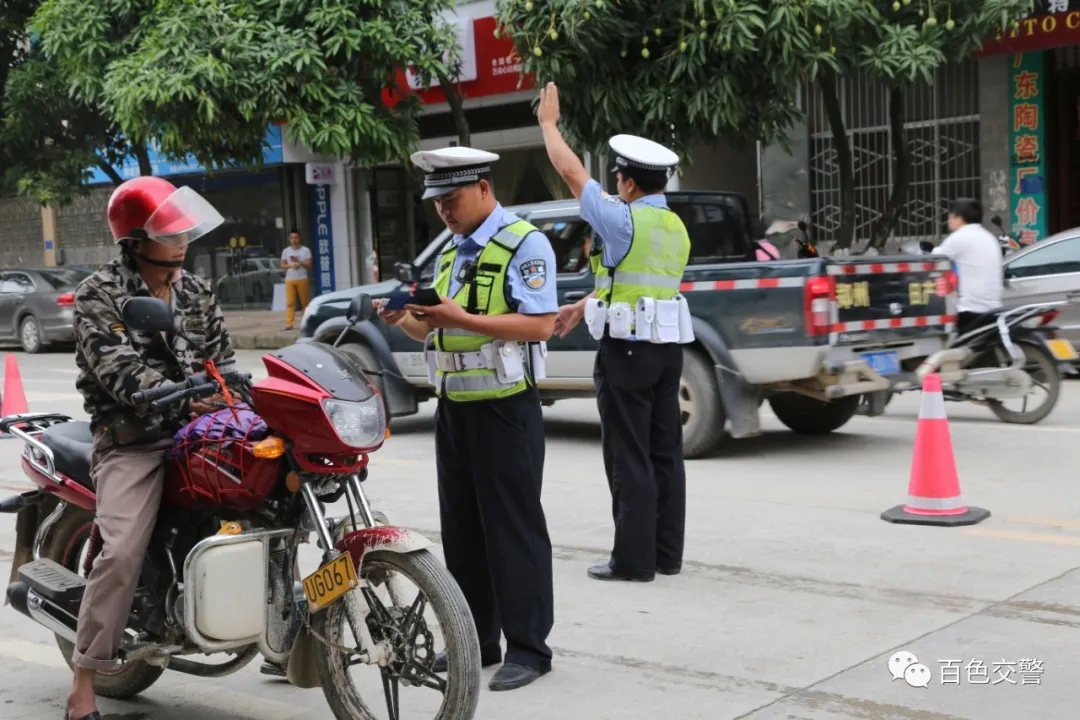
[224,310,299,350]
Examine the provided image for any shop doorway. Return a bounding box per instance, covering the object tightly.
[1049,47,1080,234]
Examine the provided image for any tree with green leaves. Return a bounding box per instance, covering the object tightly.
[808,0,1032,251]
[1,47,135,205]
[495,0,1031,252]
[32,0,469,177]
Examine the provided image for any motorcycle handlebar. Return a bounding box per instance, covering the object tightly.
[148,383,221,413]
[131,371,252,407]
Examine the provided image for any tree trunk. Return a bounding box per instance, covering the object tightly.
[95,156,124,186]
[437,68,470,147]
[868,87,910,252]
[134,145,152,176]
[817,72,856,252]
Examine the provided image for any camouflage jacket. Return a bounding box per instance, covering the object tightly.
[74,254,236,437]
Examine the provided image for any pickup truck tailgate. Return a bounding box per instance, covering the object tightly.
[827,257,956,344]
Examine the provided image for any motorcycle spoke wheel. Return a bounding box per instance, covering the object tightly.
[988,341,1061,424]
[380,668,401,720]
[313,549,480,720]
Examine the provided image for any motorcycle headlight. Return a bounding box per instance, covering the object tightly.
[322,396,386,449]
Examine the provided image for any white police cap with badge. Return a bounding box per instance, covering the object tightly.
[410,146,500,200]
[608,134,679,178]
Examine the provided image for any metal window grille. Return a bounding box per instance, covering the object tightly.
[802,59,980,251]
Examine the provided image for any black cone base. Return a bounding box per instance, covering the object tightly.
[881,504,990,527]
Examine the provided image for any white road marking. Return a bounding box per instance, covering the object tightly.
[760,409,1080,434]
[0,639,307,719]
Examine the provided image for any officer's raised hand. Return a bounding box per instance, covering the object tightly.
[405,296,467,329]
[538,81,560,127]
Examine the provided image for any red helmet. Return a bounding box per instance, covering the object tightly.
[107,176,224,247]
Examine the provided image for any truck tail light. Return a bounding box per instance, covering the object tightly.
[804,276,834,336]
[56,293,75,307]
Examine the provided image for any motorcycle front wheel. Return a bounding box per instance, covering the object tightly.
[314,548,481,720]
[987,339,1061,425]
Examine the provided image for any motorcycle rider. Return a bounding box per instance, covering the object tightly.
[66,176,235,720]
[935,198,1004,336]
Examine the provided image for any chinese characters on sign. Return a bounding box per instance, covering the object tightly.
[1009,52,1049,245]
[835,281,870,310]
[309,184,336,297]
[888,651,1045,688]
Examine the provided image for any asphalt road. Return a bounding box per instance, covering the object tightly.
[0,349,1078,720]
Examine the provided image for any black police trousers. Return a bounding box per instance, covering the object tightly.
[434,386,554,672]
[594,338,686,575]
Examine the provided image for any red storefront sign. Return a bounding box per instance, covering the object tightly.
[976,9,1080,56]
[382,16,535,108]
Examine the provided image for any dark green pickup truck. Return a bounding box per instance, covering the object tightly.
[299,192,961,458]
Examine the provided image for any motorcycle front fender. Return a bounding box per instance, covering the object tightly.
[335,527,434,570]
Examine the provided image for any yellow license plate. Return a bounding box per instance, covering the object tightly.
[302,554,359,613]
[1047,338,1079,361]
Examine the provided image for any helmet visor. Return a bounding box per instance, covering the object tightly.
[143,186,225,248]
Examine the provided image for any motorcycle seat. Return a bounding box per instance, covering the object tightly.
[40,422,94,488]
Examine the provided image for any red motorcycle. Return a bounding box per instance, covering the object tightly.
[0,294,480,720]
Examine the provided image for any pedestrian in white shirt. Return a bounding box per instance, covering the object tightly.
[935,198,1003,335]
[280,229,313,330]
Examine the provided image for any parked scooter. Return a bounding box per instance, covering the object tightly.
[880,243,1075,424]
[0,294,481,720]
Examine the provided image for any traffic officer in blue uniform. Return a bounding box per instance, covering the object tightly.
[377,146,557,691]
[538,82,691,583]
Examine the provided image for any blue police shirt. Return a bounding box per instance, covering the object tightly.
[434,203,558,315]
[578,178,670,267]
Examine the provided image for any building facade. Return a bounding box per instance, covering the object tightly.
[777,0,1080,253]
[353,0,762,284]
[2,0,769,300]
[975,0,1080,244]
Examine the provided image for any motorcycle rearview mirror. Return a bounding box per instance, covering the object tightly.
[394,262,419,284]
[331,293,376,350]
[346,294,374,325]
[121,296,174,333]
[991,215,1004,228]
[797,220,808,233]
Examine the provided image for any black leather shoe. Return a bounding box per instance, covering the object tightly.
[65,713,102,720]
[587,564,654,582]
[657,566,682,576]
[489,663,547,691]
[432,650,501,673]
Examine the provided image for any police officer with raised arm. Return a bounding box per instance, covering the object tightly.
[539,82,692,583]
[376,146,556,691]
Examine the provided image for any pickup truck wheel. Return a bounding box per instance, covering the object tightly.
[340,342,391,419]
[680,349,726,458]
[768,393,859,435]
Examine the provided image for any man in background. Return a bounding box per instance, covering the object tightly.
[280,229,312,330]
[936,198,1003,336]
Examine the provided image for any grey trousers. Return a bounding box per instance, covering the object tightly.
[71,436,171,671]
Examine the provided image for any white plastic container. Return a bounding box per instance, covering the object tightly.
[191,540,267,642]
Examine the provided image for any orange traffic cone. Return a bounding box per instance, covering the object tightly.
[881,373,989,527]
[1,354,28,418]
